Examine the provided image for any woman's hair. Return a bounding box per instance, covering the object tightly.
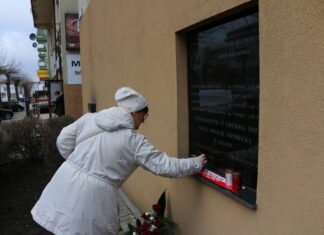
[137,106,149,114]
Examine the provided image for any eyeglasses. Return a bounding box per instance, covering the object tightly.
[144,113,149,121]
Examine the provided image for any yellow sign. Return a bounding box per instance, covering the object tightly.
[38,69,49,81]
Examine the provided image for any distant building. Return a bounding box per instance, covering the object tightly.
[31,0,82,118]
[29,81,46,97]
[37,28,50,81]
[0,80,25,102]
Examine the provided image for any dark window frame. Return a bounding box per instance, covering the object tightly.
[187,6,259,209]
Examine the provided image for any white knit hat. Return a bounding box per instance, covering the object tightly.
[115,87,148,112]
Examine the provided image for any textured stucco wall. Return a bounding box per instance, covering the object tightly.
[257,0,324,234]
[80,0,324,234]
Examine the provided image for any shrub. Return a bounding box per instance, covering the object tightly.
[0,126,11,164]
[39,116,75,162]
[0,116,75,165]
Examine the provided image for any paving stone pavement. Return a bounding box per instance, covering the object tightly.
[117,189,142,235]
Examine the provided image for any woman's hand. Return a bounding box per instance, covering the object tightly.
[197,154,207,170]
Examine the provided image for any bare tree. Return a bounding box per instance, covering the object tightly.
[19,77,33,116]
[20,78,32,99]
[3,59,21,103]
[11,74,25,100]
[0,48,23,108]
[0,73,3,106]
[0,48,7,106]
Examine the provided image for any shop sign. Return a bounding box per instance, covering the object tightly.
[38,69,49,81]
[66,53,81,84]
[65,14,80,50]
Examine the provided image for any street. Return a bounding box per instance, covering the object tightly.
[12,110,27,121]
[0,110,26,123]
[1,107,50,124]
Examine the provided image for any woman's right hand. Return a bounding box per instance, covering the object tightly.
[197,154,207,170]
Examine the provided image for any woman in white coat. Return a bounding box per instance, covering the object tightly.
[31,87,207,235]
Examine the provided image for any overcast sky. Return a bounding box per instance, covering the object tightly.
[0,0,38,81]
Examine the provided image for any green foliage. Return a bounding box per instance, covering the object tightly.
[157,190,166,218]
[0,127,11,162]
[128,223,135,231]
[136,219,142,228]
[39,116,75,160]
[0,116,75,165]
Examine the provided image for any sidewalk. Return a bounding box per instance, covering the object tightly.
[117,189,142,234]
[39,113,50,119]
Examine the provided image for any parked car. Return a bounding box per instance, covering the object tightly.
[1,98,25,112]
[0,108,14,122]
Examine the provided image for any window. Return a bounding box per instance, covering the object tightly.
[187,8,259,207]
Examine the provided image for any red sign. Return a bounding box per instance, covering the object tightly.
[198,170,239,192]
[65,14,79,50]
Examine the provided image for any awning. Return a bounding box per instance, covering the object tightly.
[30,0,54,28]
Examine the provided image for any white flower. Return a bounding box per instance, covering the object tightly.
[149,224,157,232]
[149,216,155,221]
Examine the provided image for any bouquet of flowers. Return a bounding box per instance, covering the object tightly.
[124,191,177,235]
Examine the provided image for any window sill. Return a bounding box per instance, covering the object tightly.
[193,175,257,210]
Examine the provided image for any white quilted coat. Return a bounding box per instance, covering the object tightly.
[31,107,202,235]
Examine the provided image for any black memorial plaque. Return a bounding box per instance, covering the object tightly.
[188,11,259,190]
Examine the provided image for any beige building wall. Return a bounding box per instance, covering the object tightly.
[80,0,324,234]
[78,0,91,17]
